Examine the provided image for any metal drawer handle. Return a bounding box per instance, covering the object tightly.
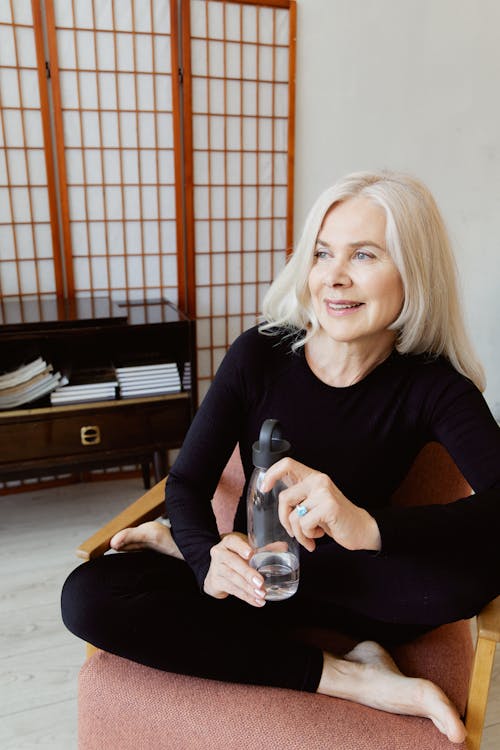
[80,425,101,446]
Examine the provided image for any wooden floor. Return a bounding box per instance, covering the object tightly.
[0,476,141,750]
[1,477,500,749]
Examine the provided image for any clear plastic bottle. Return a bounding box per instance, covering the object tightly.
[247,419,299,601]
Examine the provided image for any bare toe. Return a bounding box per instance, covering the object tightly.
[110,526,144,550]
[110,528,131,549]
[422,681,466,743]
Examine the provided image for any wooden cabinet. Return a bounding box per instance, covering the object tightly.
[0,298,196,486]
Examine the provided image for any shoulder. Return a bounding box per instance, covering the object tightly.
[392,351,480,422]
[217,325,300,396]
[396,352,475,392]
[227,324,299,364]
[207,325,299,409]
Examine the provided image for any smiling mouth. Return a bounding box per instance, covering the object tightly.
[326,301,364,311]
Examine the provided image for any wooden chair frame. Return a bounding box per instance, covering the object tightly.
[76,477,500,750]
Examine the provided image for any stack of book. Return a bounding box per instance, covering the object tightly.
[182,361,191,391]
[50,366,118,405]
[0,357,66,409]
[116,362,181,398]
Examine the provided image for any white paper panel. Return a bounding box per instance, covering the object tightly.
[89,222,106,252]
[0,68,18,107]
[15,225,33,258]
[209,285,223,316]
[0,26,16,66]
[0,225,15,257]
[258,248,272,277]
[211,220,226,250]
[242,6,257,43]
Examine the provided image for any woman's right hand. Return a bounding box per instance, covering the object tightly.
[203,533,266,607]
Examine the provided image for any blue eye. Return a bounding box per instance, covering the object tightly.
[354,250,373,260]
[313,250,330,260]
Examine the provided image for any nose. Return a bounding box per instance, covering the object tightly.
[322,257,352,288]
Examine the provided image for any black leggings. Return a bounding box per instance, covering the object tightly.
[61,539,497,692]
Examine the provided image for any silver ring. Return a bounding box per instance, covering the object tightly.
[295,504,308,518]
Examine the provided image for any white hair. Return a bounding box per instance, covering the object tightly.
[261,170,485,391]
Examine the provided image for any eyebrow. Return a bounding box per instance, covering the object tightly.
[315,237,386,252]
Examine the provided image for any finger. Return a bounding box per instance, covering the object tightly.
[220,533,253,561]
[289,507,316,552]
[299,507,327,544]
[278,491,294,537]
[218,569,266,607]
[277,482,311,533]
[262,457,308,492]
[210,553,266,606]
[211,545,265,593]
[298,502,332,541]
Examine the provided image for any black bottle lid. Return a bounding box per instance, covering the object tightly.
[252,419,290,470]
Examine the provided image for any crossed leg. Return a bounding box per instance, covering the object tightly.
[104,520,466,744]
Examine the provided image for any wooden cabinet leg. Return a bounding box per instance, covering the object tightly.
[141,461,151,489]
[153,450,168,483]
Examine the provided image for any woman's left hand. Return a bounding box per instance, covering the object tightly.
[262,458,381,553]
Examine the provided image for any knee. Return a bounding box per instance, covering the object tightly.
[430,577,490,623]
[61,562,107,642]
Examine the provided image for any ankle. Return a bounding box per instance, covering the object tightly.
[317,652,360,698]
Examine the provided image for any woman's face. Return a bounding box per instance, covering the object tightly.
[307,196,404,350]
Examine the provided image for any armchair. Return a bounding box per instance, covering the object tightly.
[76,444,499,750]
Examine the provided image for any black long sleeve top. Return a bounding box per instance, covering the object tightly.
[165,326,500,590]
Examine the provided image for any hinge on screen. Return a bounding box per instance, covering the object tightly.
[178,67,183,84]
[45,61,51,79]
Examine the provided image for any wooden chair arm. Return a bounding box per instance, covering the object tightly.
[477,593,500,642]
[76,478,166,561]
[465,594,500,750]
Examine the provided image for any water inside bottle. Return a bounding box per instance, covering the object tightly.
[251,551,299,601]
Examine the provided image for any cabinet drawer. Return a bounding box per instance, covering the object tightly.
[0,398,190,464]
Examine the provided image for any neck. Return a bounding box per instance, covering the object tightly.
[305,332,396,388]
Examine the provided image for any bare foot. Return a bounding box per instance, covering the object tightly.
[110,520,184,559]
[318,640,466,744]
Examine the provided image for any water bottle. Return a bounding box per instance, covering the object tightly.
[247,419,299,601]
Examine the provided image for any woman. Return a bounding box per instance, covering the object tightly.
[62,171,500,744]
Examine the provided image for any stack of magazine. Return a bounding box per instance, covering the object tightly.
[0,357,66,409]
[50,366,118,405]
[116,362,181,398]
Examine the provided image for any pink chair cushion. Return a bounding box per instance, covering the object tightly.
[212,445,245,534]
[79,619,471,750]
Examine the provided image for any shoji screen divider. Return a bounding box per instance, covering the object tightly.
[0,0,65,315]
[182,0,296,398]
[44,0,185,312]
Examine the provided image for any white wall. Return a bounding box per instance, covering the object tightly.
[293,0,500,415]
